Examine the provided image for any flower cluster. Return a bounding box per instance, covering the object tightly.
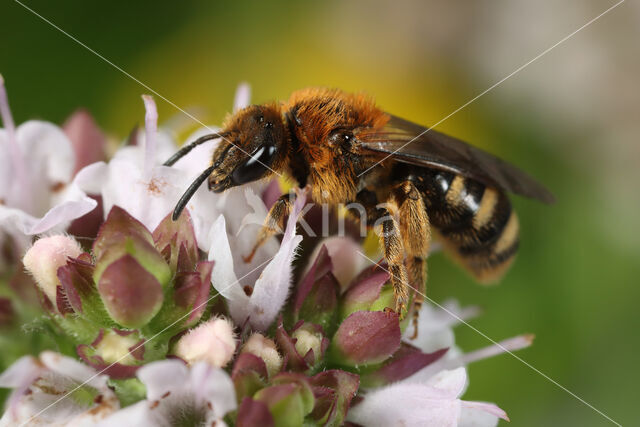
[0,76,532,426]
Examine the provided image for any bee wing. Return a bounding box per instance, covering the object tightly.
[357,114,555,204]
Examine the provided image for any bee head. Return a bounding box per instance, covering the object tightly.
[207,104,286,193]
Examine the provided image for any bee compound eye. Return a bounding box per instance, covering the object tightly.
[231,145,277,185]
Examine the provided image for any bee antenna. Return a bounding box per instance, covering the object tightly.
[163,132,229,167]
[172,165,216,221]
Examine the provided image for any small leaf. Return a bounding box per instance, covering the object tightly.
[275,322,309,372]
[294,245,333,314]
[341,264,390,319]
[237,397,275,427]
[360,343,448,388]
[330,311,401,366]
[97,255,164,328]
[93,206,154,259]
[254,374,314,427]
[152,210,198,272]
[309,370,359,426]
[232,353,269,401]
[294,245,339,331]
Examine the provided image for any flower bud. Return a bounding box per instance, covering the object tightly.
[254,373,314,427]
[93,207,169,328]
[329,310,401,366]
[94,329,139,365]
[152,210,198,273]
[305,237,367,289]
[93,207,171,288]
[23,235,83,304]
[340,264,392,320]
[292,326,323,363]
[174,317,236,367]
[308,370,359,425]
[293,245,339,331]
[275,322,328,371]
[241,333,282,378]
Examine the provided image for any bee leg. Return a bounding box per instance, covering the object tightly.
[243,193,295,263]
[375,207,410,318]
[394,181,431,339]
[407,257,426,340]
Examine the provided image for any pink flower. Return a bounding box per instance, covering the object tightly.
[98,360,236,427]
[0,351,119,426]
[208,190,306,331]
[0,75,97,247]
[74,95,191,234]
[348,367,509,427]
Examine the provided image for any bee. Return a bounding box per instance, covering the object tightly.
[164,88,554,333]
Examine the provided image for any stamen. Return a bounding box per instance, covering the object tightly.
[233,82,251,113]
[141,95,158,180]
[458,334,535,366]
[0,75,16,134]
[0,74,31,210]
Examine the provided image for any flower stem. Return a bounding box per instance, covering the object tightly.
[141,95,157,181]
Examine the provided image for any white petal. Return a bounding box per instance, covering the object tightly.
[0,356,41,389]
[189,362,236,420]
[0,193,96,236]
[40,351,107,391]
[460,401,509,426]
[96,401,150,427]
[224,186,278,287]
[208,215,250,324]
[117,129,178,169]
[0,352,118,427]
[27,192,97,235]
[425,368,468,399]
[0,133,12,200]
[16,120,74,184]
[0,356,43,423]
[172,126,222,173]
[136,359,190,400]
[99,159,188,231]
[74,161,109,195]
[247,194,304,330]
[403,300,480,353]
[347,382,461,427]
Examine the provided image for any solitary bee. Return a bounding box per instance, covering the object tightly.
[165,88,553,331]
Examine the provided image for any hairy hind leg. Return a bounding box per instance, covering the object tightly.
[375,207,410,317]
[406,257,426,339]
[394,180,431,338]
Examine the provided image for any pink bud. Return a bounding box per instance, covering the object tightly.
[174,317,237,368]
[62,109,106,174]
[22,235,83,304]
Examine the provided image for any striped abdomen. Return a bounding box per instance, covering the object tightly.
[420,170,519,282]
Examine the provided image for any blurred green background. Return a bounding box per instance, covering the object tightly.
[1,1,638,425]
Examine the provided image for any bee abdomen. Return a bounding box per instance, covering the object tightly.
[424,173,519,283]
